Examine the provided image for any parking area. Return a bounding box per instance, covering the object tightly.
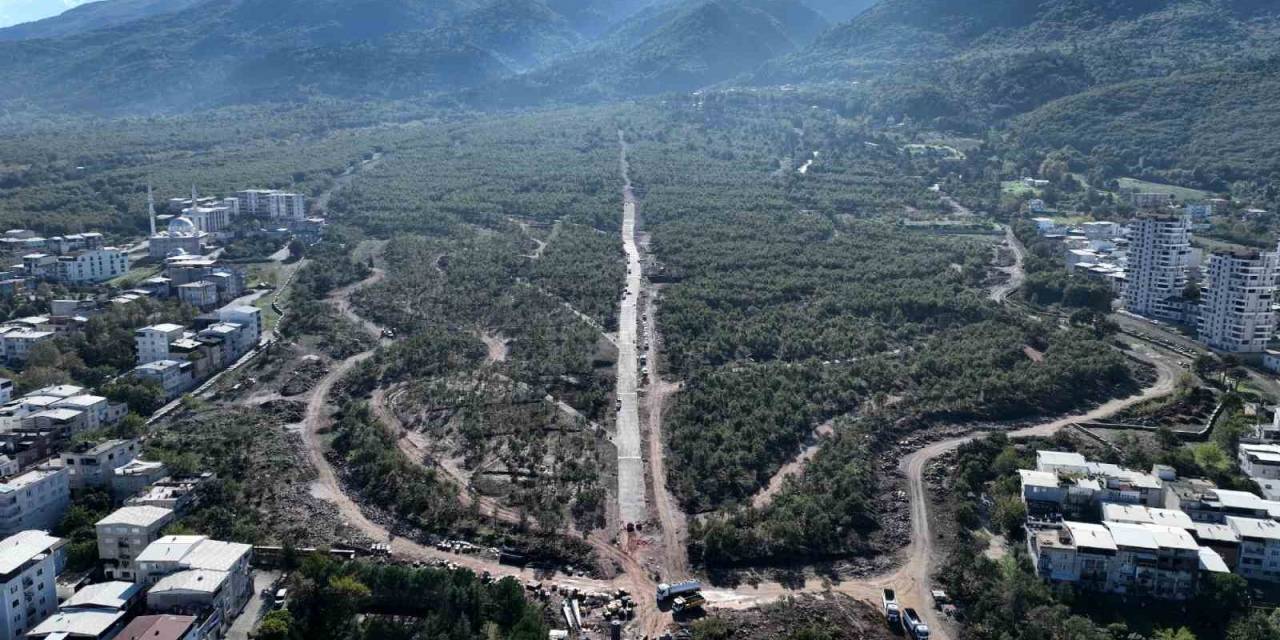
[227,569,283,640]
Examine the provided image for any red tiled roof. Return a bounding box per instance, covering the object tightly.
[116,614,196,640]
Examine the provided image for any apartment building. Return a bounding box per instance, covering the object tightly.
[1239,442,1280,480]
[59,440,140,489]
[1124,213,1192,320]
[1197,248,1279,353]
[217,306,261,353]
[176,282,219,311]
[1028,520,1203,600]
[1163,483,1280,523]
[1226,517,1280,583]
[0,469,69,538]
[53,249,130,284]
[0,531,64,640]
[135,324,186,366]
[131,360,194,403]
[1022,452,1166,516]
[111,460,169,502]
[96,506,175,582]
[0,329,53,364]
[137,535,252,635]
[114,614,202,640]
[50,395,110,432]
[235,189,305,221]
[27,580,142,640]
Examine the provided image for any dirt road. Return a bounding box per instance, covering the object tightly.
[640,285,689,580]
[989,224,1027,303]
[615,131,646,526]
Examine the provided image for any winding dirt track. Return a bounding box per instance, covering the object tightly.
[288,169,1188,639]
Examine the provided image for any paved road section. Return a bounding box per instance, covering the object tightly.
[615,132,646,525]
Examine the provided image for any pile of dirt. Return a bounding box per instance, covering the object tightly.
[282,357,329,396]
[688,594,897,640]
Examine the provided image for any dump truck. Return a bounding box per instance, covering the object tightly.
[671,593,706,614]
[881,588,901,625]
[902,608,930,640]
[655,580,701,604]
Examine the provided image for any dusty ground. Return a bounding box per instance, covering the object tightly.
[690,594,897,640]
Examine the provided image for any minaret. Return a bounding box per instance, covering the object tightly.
[147,183,157,236]
[190,185,198,214]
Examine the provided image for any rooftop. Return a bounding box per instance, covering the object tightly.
[1227,516,1280,542]
[0,468,64,493]
[62,580,141,611]
[1019,469,1059,489]
[115,614,196,640]
[1036,450,1087,470]
[1191,522,1240,544]
[149,568,228,595]
[29,610,125,638]
[1198,547,1232,574]
[0,530,61,575]
[52,394,106,409]
[96,506,174,529]
[1065,521,1118,552]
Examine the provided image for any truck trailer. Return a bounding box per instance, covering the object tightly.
[655,580,701,604]
[881,588,901,625]
[902,608,930,640]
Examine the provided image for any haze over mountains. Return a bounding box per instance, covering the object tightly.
[0,0,1278,143]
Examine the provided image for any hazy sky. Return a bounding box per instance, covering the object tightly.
[0,0,92,28]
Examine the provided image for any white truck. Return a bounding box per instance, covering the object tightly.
[902,608,930,640]
[881,588,901,625]
[655,580,701,605]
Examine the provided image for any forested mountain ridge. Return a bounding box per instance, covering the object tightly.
[761,0,1280,122]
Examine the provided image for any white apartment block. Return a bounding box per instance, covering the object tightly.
[135,324,186,365]
[50,395,110,431]
[1226,517,1280,583]
[1029,520,1203,600]
[53,249,129,284]
[1124,214,1191,320]
[0,470,69,538]
[0,329,53,364]
[235,189,305,220]
[59,440,139,489]
[0,531,63,640]
[136,535,253,633]
[131,360,194,402]
[1239,442,1280,481]
[217,306,262,353]
[1197,248,1279,353]
[96,506,175,582]
[182,200,236,234]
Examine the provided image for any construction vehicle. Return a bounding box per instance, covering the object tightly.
[655,580,701,605]
[902,608,930,640]
[671,593,706,614]
[881,588,901,625]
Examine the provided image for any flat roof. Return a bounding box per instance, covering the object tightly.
[1019,469,1059,489]
[1210,489,1268,510]
[29,609,126,637]
[62,580,141,611]
[150,568,228,595]
[1227,516,1280,542]
[96,506,174,529]
[1065,521,1118,552]
[181,539,251,572]
[0,530,60,575]
[136,535,206,564]
[1191,522,1240,544]
[51,395,106,408]
[1037,450,1087,468]
[0,468,63,493]
[1199,547,1231,574]
[143,323,185,333]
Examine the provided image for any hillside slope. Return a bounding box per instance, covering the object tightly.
[0,0,209,42]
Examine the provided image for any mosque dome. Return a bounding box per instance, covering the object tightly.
[168,216,197,235]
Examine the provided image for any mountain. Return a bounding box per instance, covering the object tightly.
[0,0,210,42]
[485,0,829,105]
[760,0,1280,120]
[796,0,877,23]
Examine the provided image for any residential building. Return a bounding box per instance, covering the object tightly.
[1101,503,1195,530]
[1226,517,1280,583]
[216,307,261,353]
[97,507,175,582]
[1197,248,1279,353]
[21,409,88,438]
[1163,481,1280,523]
[135,325,186,366]
[1028,520,1204,600]
[1132,192,1175,208]
[1239,442,1280,481]
[1023,452,1165,512]
[0,469,70,537]
[235,190,305,221]
[51,249,129,284]
[124,475,212,514]
[0,380,12,405]
[110,461,168,503]
[1124,213,1192,320]
[0,330,54,364]
[1190,522,1241,569]
[114,614,200,640]
[58,440,139,489]
[176,282,219,311]
[130,361,194,403]
[136,536,252,636]
[28,580,143,640]
[0,531,64,640]
[50,395,110,432]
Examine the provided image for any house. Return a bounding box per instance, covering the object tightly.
[26,580,142,640]
[114,614,200,640]
[0,469,70,538]
[58,440,140,490]
[50,396,111,432]
[0,329,54,364]
[97,507,175,582]
[216,307,261,353]
[176,282,218,311]
[0,531,65,640]
[22,409,88,438]
[1226,517,1280,583]
[1239,442,1280,480]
